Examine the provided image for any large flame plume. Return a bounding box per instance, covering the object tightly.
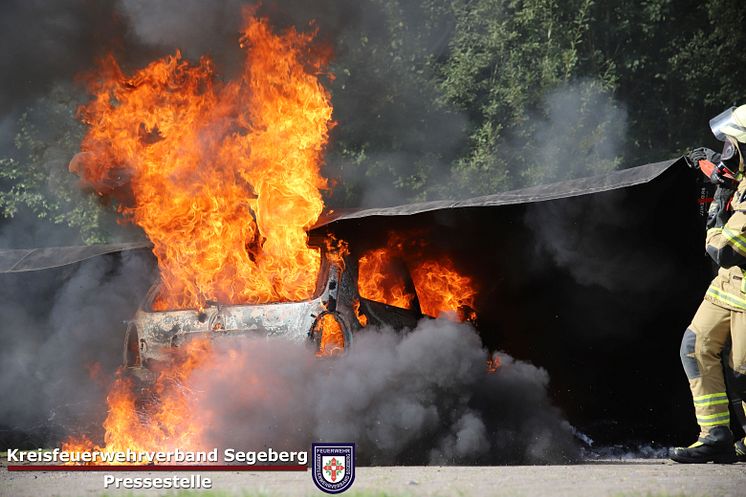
[70,14,333,310]
[64,10,478,459]
[65,13,333,456]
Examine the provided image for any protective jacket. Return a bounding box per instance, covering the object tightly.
[705,182,746,310]
[675,106,746,460]
[682,181,746,440]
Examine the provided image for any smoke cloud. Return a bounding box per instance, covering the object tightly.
[1,0,468,210]
[519,79,627,185]
[517,80,670,294]
[0,1,143,128]
[0,0,367,120]
[1,1,637,461]
[0,252,154,446]
[0,256,579,465]
[524,191,665,292]
[1,2,630,220]
[190,320,578,465]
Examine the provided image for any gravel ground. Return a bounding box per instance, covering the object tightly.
[2,459,746,497]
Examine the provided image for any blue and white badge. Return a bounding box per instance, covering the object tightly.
[311,442,355,494]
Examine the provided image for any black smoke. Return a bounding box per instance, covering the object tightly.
[0,0,366,123]
[0,252,154,448]
[191,319,578,465]
[0,1,123,117]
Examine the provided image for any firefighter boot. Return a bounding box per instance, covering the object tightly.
[671,426,737,463]
[736,438,746,462]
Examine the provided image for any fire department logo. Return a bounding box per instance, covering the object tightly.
[311,443,355,494]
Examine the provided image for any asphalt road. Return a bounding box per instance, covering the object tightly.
[2,459,746,497]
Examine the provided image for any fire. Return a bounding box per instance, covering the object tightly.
[411,259,478,321]
[70,13,333,310]
[315,313,346,357]
[353,299,368,327]
[358,248,416,309]
[357,236,477,321]
[63,8,477,460]
[487,355,501,373]
[66,12,334,457]
[64,339,212,459]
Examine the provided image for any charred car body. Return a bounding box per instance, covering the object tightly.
[123,234,423,383]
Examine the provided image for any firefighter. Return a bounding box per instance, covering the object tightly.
[672,105,746,463]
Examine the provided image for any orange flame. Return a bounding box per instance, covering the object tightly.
[357,248,415,309]
[70,14,333,310]
[64,339,212,459]
[411,259,477,321]
[65,13,334,458]
[353,299,368,327]
[486,355,501,373]
[315,313,346,357]
[357,236,477,321]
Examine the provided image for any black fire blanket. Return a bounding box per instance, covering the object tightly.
[0,157,684,273]
[315,157,682,226]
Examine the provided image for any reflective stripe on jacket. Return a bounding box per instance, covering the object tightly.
[705,205,746,311]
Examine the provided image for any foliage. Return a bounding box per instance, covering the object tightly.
[437,0,612,193]
[3,0,746,241]
[330,0,746,202]
[0,86,118,244]
[326,0,465,206]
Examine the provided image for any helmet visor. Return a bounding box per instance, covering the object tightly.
[710,106,738,141]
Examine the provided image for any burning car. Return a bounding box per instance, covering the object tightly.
[123,234,426,384]
[54,14,477,453]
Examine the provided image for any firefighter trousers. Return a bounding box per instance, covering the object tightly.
[681,299,746,438]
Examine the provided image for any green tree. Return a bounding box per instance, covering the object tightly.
[4,0,746,242]
[328,0,627,203]
[327,0,466,206]
[580,0,746,162]
[0,86,120,244]
[437,0,623,194]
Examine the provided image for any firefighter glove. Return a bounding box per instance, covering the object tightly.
[687,147,720,169]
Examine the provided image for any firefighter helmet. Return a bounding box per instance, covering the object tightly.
[710,105,746,143]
